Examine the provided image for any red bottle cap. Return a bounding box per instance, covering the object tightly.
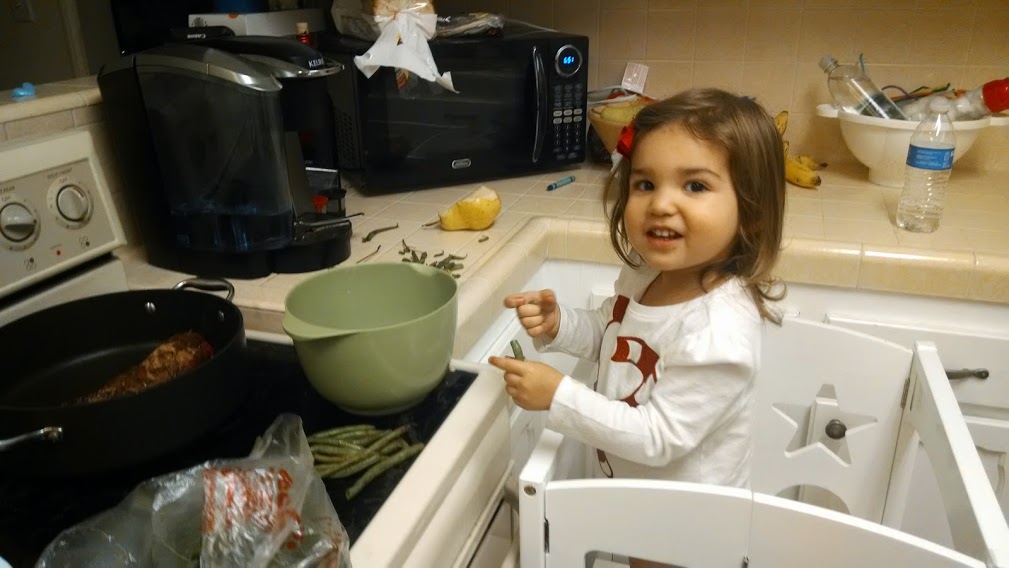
[982,77,1009,114]
[311,194,328,214]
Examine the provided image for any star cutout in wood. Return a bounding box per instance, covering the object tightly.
[773,384,877,465]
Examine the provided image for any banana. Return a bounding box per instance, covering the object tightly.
[774,110,788,137]
[795,154,827,171]
[785,155,821,189]
[775,111,823,188]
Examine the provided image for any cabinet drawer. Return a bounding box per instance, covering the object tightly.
[825,313,1009,414]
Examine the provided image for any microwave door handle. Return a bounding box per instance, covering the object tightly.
[532,46,547,163]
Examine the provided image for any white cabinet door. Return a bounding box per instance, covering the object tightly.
[753,316,914,523]
[823,313,1009,545]
[964,416,1009,519]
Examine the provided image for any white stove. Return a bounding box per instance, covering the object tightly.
[0,130,129,324]
[0,130,516,568]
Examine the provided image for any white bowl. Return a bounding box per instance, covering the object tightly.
[816,104,1009,188]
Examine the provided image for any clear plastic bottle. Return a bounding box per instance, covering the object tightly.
[896,97,955,233]
[950,77,1009,121]
[903,78,1009,122]
[819,55,908,120]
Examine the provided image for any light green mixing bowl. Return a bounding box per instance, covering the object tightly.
[283,262,458,415]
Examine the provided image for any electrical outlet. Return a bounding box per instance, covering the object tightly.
[13,0,36,23]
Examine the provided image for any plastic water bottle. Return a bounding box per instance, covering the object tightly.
[819,55,908,120]
[896,97,955,233]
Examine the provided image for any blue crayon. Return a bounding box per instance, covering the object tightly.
[546,175,576,191]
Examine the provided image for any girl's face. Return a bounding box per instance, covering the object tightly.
[624,124,739,284]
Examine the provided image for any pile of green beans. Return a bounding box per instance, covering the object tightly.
[308,424,424,501]
[398,240,467,278]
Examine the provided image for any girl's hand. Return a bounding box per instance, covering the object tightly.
[503,289,560,340]
[488,356,564,411]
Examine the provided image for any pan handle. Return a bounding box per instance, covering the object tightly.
[0,426,63,452]
[172,278,235,301]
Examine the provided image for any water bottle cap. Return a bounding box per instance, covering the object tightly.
[928,97,952,113]
[818,55,838,73]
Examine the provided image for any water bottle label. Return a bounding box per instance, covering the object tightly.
[906,145,954,170]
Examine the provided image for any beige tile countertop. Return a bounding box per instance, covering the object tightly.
[118,160,1009,358]
[0,77,102,141]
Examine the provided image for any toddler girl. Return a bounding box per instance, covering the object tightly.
[489,88,786,488]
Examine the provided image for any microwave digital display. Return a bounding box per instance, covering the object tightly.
[555,45,582,78]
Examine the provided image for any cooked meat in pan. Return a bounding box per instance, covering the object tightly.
[78,331,214,403]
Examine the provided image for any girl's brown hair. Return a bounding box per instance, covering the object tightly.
[604,88,786,322]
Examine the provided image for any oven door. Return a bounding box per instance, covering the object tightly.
[359,39,547,190]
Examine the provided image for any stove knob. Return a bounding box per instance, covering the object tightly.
[0,202,38,242]
[56,184,90,223]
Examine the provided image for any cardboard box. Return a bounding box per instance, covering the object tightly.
[188,8,325,37]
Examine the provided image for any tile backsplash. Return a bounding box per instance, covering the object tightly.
[1,1,1007,175]
[436,0,1009,170]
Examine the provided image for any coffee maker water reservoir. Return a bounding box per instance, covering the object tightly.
[99,39,351,278]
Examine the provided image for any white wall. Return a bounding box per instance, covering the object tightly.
[0,0,118,91]
[0,1,75,90]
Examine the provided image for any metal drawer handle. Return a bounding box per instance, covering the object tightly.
[946,368,990,380]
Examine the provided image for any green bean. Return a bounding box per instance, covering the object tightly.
[362,223,398,242]
[325,453,382,479]
[356,244,382,264]
[309,444,364,457]
[311,438,367,450]
[315,451,371,476]
[315,462,350,477]
[366,425,410,453]
[313,453,356,465]
[345,443,425,500]
[380,439,407,455]
[308,424,375,441]
[510,339,525,361]
[339,430,386,445]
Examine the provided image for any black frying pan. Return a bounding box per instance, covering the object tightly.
[0,278,247,477]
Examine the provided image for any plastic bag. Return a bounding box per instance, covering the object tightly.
[331,0,457,93]
[331,0,433,40]
[37,414,351,568]
[436,12,503,37]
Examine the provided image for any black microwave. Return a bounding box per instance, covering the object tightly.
[319,22,589,193]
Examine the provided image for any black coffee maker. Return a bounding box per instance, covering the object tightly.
[98,37,352,278]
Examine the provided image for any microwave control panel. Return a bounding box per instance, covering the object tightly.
[547,42,587,163]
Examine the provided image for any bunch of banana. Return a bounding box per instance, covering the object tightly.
[774,110,827,189]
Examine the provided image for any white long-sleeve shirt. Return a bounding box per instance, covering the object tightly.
[538,265,762,488]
